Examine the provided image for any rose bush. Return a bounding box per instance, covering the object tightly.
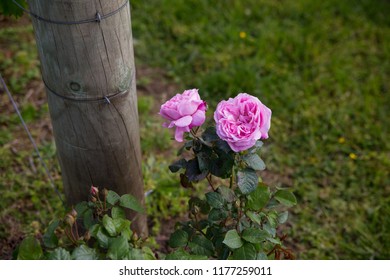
[16,90,295,260]
[159,89,207,142]
[214,93,271,152]
[163,90,296,260]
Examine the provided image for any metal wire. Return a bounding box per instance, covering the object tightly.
[12,0,129,25]
[42,78,129,104]
[0,74,65,205]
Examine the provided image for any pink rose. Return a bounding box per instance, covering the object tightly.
[160,89,207,142]
[90,186,99,196]
[214,93,271,152]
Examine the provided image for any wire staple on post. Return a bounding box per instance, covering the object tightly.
[95,12,102,23]
[11,0,129,25]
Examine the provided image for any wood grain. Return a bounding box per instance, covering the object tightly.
[27,0,147,236]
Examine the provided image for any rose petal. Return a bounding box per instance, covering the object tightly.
[182,89,200,99]
[190,110,206,127]
[160,108,181,120]
[174,115,193,127]
[174,126,190,142]
[178,100,202,116]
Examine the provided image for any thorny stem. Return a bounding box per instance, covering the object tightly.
[193,212,207,238]
[267,245,279,257]
[230,156,236,189]
[235,203,243,232]
[95,194,104,214]
[65,227,77,245]
[206,174,216,191]
[70,224,78,243]
[192,126,200,135]
[190,128,198,138]
[74,221,80,240]
[266,235,294,259]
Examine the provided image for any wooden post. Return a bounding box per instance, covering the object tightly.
[27,0,147,236]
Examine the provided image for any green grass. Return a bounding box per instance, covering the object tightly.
[132,0,390,259]
[1,0,389,259]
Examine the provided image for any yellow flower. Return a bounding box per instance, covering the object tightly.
[309,157,317,164]
[349,153,357,160]
[338,137,346,144]
[239,31,247,39]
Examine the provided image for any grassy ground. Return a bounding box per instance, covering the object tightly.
[1,0,389,259]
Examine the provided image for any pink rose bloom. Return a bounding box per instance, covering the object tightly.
[214,93,271,152]
[90,186,99,196]
[159,89,207,142]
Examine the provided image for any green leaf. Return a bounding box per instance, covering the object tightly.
[125,248,144,260]
[72,245,98,260]
[0,0,26,17]
[217,186,236,203]
[107,236,130,260]
[96,226,110,249]
[257,252,268,260]
[237,168,258,194]
[223,229,243,249]
[189,197,210,214]
[208,208,228,223]
[246,184,270,211]
[186,158,208,181]
[242,228,269,244]
[267,210,279,228]
[179,173,193,189]
[274,190,297,207]
[88,224,100,238]
[74,201,89,216]
[278,211,289,224]
[111,206,126,219]
[17,236,43,260]
[232,243,257,260]
[42,220,60,249]
[121,224,133,240]
[209,148,234,178]
[205,192,224,209]
[263,223,276,237]
[48,248,71,260]
[243,153,266,171]
[197,152,210,172]
[113,218,126,233]
[238,216,251,232]
[169,230,189,248]
[83,208,95,229]
[188,235,214,256]
[119,194,144,213]
[165,248,208,260]
[142,247,156,260]
[169,158,187,173]
[107,190,120,205]
[215,140,232,153]
[266,237,282,245]
[246,211,262,225]
[103,215,117,237]
[177,141,193,156]
[124,247,156,260]
[197,219,209,230]
[249,141,264,153]
[202,126,220,142]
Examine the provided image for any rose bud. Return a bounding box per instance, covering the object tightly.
[90,186,99,196]
[70,208,77,218]
[64,214,75,226]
